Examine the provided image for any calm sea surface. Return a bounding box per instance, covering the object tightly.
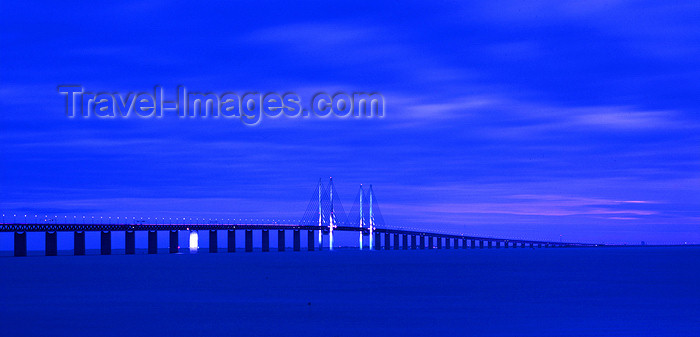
[0,248,698,336]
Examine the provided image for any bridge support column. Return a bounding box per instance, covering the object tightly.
[209,230,217,253]
[307,230,314,251]
[446,237,451,249]
[479,240,484,248]
[428,236,434,249]
[538,243,542,248]
[100,231,111,255]
[521,242,526,248]
[278,230,285,252]
[245,230,253,252]
[45,231,57,256]
[419,235,425,249]
[293,230,300,251]
[437,237,442,249]
[529,243,534,248]
[472,239,476,249]
[374,232,381,250]
[169,230,178,253]
[403,234,408,250]
[462,238,467,249]
[148,230,158,254]
[125,230,135,255]
[393,234,399,250]
[74,231,85,255]
[487,240,492,249]
[262,230,269,252]
[14,232,27,257]
[500,241,505,248]
[384,232,390,249]
[228,230,236,252]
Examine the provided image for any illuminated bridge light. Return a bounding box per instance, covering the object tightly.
[189,230,199,253]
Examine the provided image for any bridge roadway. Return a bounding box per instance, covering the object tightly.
[1,223,599,256]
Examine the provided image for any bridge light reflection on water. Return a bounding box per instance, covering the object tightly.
[189,230,198,253]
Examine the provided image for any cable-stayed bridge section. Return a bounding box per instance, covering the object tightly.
[0,179,599,256]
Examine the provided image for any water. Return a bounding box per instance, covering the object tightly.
[0,248,698,336]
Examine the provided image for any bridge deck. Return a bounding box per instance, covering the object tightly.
[0,223,597,247]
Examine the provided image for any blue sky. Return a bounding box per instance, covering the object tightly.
[1,1,699,244]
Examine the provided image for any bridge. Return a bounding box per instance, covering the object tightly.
[0,178,599,256]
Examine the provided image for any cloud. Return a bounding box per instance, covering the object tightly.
[466,0,700,58]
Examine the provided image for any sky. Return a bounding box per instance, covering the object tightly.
[0,1,699,244]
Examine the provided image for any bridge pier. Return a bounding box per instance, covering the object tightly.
[374,232,381,250]
[393,234,399,250]
[278,230,285,252]
[125,230,135,254]
[148,231,157,254]
[100,231,111,255]
[521,242,526,248]
[45,231,57,256]
[74,231,85,255]
[462,238,467,249]
[445,237,450,249]
[437,237,442,249]
[209,230,218,253]
[228,230,236,252]
[14,232,27,257]
[293,230,300,251]
[169,230,178,253]
[497,241,502,248]
[479,240,484,248]
[529,243,534,248]
[307,230,314,251]
[245,230,253,252]
[262,230,269,252]
[419,235,425,249]
[403,234,408,250]
[488,240,492,249]
[428,236,434,249]
[384,232,390,249]
[411,235,416,249]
